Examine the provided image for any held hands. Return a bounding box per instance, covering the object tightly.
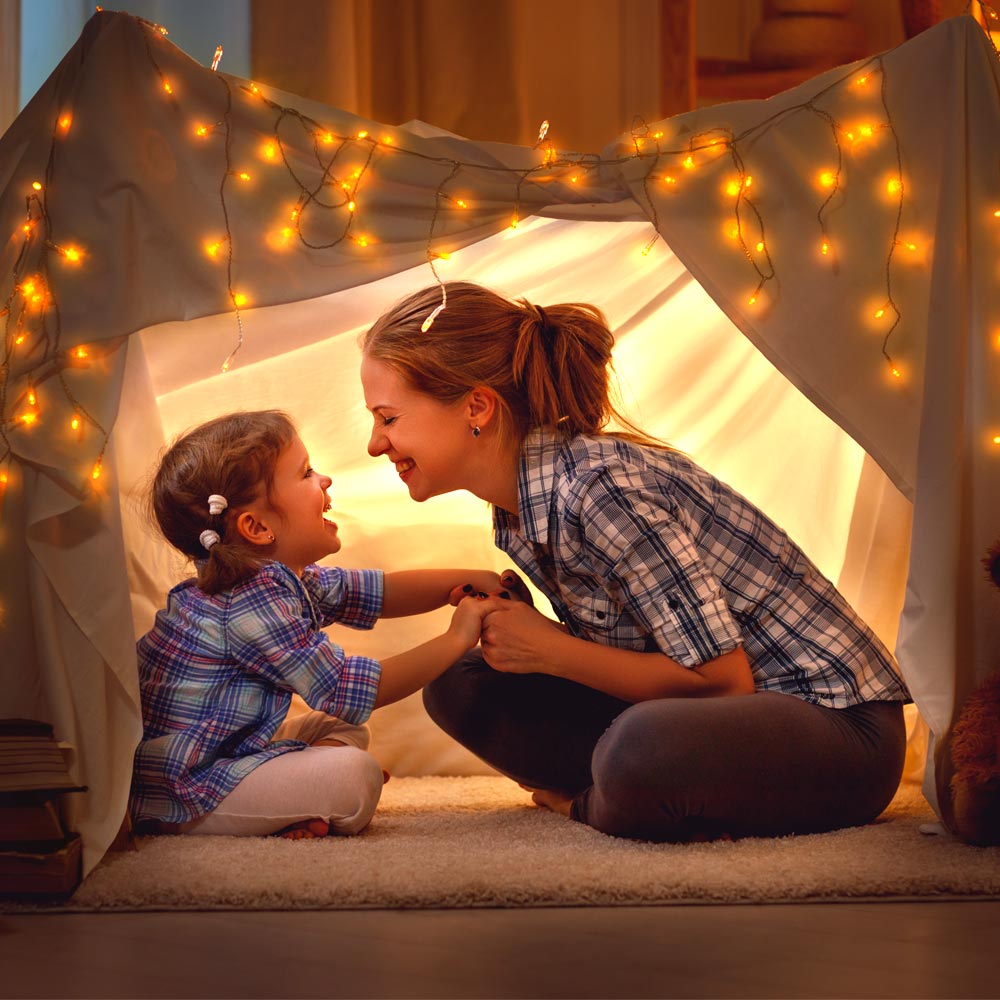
[478,598,567,674]
[445,568,537,656]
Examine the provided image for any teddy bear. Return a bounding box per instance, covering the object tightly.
[933,537,1000,846]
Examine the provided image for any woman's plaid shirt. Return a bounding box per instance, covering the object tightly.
[131,562,383,823]
[493,429,909,708]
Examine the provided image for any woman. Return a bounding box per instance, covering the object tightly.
[360,280,910,842]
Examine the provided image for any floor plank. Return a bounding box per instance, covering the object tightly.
[1,901,998,999]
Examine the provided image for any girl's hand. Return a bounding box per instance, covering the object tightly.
[446,594,492,650]
[479,600,565,674]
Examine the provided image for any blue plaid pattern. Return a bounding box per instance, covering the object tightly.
[131,562,383,823]
[493,429,909,708]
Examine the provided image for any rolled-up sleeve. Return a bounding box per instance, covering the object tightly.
[228,573,381,724]
[573,469,743,666]
[302,565,383,630]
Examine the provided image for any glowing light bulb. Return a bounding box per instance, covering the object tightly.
[570,175,579,184]
[73,346,89,359]
[195,123,210,137]
[886,177,902,195]
[357,130,369,139]
[58,114,72,132]
[993,434,1000,445]
[432,251,451,260]
[20,412,37,426]
[204,240,224,258]
[261,142,277,160]
[232,292,248,308]
[347,200,356,212]
[820,238,830,256]
[510,213,519,229]
[682,155,695,170]
[662,175,676,185]
[354,235,370,248]
[31,181,42,191]
[653,131,664,139]
[320,132,334,145]
[727,224,739,240]
[748,293,758,305]
[163,80,173,95]
[250,83,260,95]
[890,366,902,379]
[455,199,468,209]
[755,241,765,253]
[27,387,36,406]
[61,245,83,263]
[725,180,741,197]
[91,458,102,480]
[211,45,223,71]
[874,306,887,319]
[70,414,81,432]
[855,74,869,87]
[818,170,836,189]
[744,176,753,189]
[237,171,251,182]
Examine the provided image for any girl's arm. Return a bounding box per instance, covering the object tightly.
[479,599,755,702]
[373,595,488,707]
[380,568,509,617]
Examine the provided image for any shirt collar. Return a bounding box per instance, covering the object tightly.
[501,426,567,546]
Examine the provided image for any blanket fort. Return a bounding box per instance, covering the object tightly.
[0,10,997,874]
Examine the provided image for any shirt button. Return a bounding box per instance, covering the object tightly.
[595,611,606,620]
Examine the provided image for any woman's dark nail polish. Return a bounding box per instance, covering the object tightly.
[462,584,473,593]
[499,591,511,600]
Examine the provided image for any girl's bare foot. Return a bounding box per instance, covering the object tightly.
[518,783,574,817]
[276,818,330,839]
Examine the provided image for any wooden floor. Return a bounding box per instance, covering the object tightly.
[1,900,999,998]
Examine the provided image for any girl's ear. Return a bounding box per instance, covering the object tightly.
[234,509,274,547]
[466,387,499,429]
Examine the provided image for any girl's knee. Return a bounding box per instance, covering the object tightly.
[323,747,384,836]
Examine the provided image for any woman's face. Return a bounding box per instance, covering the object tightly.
[360,355,474,503]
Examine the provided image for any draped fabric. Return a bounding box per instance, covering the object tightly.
[0,10,995,873]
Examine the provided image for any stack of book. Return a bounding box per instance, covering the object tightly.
[0,719,87,898]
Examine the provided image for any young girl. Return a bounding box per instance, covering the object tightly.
[130,409,498,839]
[360,280,911,843]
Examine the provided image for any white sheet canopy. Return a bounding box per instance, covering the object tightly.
[1,11,997,874]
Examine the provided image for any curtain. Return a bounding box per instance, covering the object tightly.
[250,0,663,152]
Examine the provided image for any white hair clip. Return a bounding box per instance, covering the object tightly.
[199,529,221,551]
[208,494,228,516]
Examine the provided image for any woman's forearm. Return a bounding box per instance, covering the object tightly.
[543,631,755,702]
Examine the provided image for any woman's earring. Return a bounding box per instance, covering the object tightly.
[472,426,481,438]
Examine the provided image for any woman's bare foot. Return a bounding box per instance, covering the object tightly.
[518,783,574,817]
[276,818,330,839]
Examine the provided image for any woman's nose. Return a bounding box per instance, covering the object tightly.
[367,427,387,457]
[320,473,332,491]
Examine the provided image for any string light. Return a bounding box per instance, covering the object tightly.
[210,45,223,72]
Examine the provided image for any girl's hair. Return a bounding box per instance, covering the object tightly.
[150,410,296,595]
[361,281,665,452]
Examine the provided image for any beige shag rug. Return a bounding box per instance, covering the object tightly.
[13,777,1000,911]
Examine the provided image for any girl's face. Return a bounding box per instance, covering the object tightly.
[263,434,341,574]
[361,355,475,503]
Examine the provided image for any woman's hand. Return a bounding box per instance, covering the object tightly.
[446,568,534,607]
[479,599,567,674]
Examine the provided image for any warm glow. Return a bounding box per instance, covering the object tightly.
[232,292,248,307]
[347,200,356,212]
[725,180,741,197]
[993,434,1000,445]
[91,459,102,480]
[354,235,370,248]
[261,141,277,160]
[19,412,38,426]
[357,130,369,139]
[820,238,830,256]
[27,387,36,406]
[510,214,519,229]
[195,123,210,137]
[73,346,88,359]
[748,293,758,305]
[455,199,468,209]
[755,241,765,253]
[237,171,251,182]
[886,176,903,196]
[31,181,42,191]
[204,239,224,258]
[682,155,695,170]
[662,175,676,186]
[320,131,334,145]
[70,414,81,432]
[163,80,173,94]
[874,306,887,319]
[818,169,837,189]
[60,245,83,263]
[58,113,72,133]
